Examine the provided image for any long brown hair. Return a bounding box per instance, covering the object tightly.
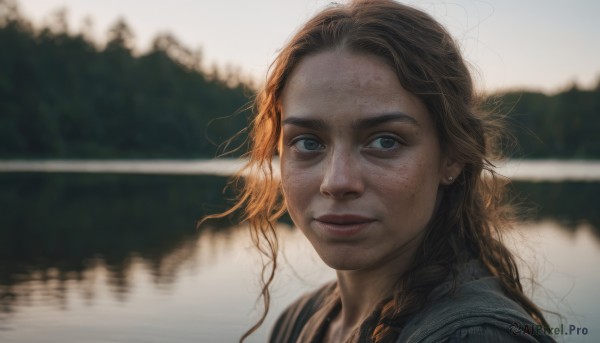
[201,0,550,341]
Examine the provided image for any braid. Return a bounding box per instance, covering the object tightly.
[370,257,457,342]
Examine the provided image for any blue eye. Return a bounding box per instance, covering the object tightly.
[366,136,399,149]
[292,138,324,152]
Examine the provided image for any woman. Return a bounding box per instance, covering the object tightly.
[204,0,556,342]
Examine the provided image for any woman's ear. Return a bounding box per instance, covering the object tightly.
[440,157,464,185]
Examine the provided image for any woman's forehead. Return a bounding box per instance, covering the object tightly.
[281,50,430,128]
[284,50,398,94]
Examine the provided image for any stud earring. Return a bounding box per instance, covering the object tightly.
[448,176,454,182]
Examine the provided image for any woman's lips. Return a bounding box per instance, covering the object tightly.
[315,214,375,224]
[314,214,376,237]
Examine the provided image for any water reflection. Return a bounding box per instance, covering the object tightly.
[0,173,236,315]
[511,181,600,233]
[0,174,598,342]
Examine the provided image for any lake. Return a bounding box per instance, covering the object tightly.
[0,160,598,343]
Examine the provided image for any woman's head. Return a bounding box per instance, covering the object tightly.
[218,0,548,341]
[251,0,490,253]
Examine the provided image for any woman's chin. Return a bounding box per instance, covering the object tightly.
[316,249,373,271]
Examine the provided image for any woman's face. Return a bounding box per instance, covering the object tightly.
[279,50,459,272]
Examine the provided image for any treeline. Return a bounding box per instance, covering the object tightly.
[487,86,600,158]
[0,0,598,159]
[0,0,251,159]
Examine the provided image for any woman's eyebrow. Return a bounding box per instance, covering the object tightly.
[353,112,419,129]
[282,112,418,130]
[282,117,328,130]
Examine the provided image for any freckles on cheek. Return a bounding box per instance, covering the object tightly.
[282,172,314,224]
[374,175,416,204]
[373,166,423,202]
[282,170,308,200]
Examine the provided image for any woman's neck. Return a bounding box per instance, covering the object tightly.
[326,246,417,342]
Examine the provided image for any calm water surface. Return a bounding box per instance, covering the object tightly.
[0,161,598,342]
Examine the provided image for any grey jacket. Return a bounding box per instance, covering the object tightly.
[269,259,556,342]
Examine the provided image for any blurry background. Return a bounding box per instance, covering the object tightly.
[0,0,598,342]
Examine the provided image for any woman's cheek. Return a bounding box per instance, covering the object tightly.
[281,167,301,202]
[283,165,319,216]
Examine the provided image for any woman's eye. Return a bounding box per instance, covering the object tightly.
[291,138,324,152]
[366,136,400,149]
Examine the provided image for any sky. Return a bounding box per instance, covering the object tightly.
[13,0,600,94]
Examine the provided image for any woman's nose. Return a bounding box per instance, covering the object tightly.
[319,149,364,200]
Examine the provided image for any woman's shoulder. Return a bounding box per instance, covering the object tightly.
[397,260,556,343]
[269,281,337,343]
